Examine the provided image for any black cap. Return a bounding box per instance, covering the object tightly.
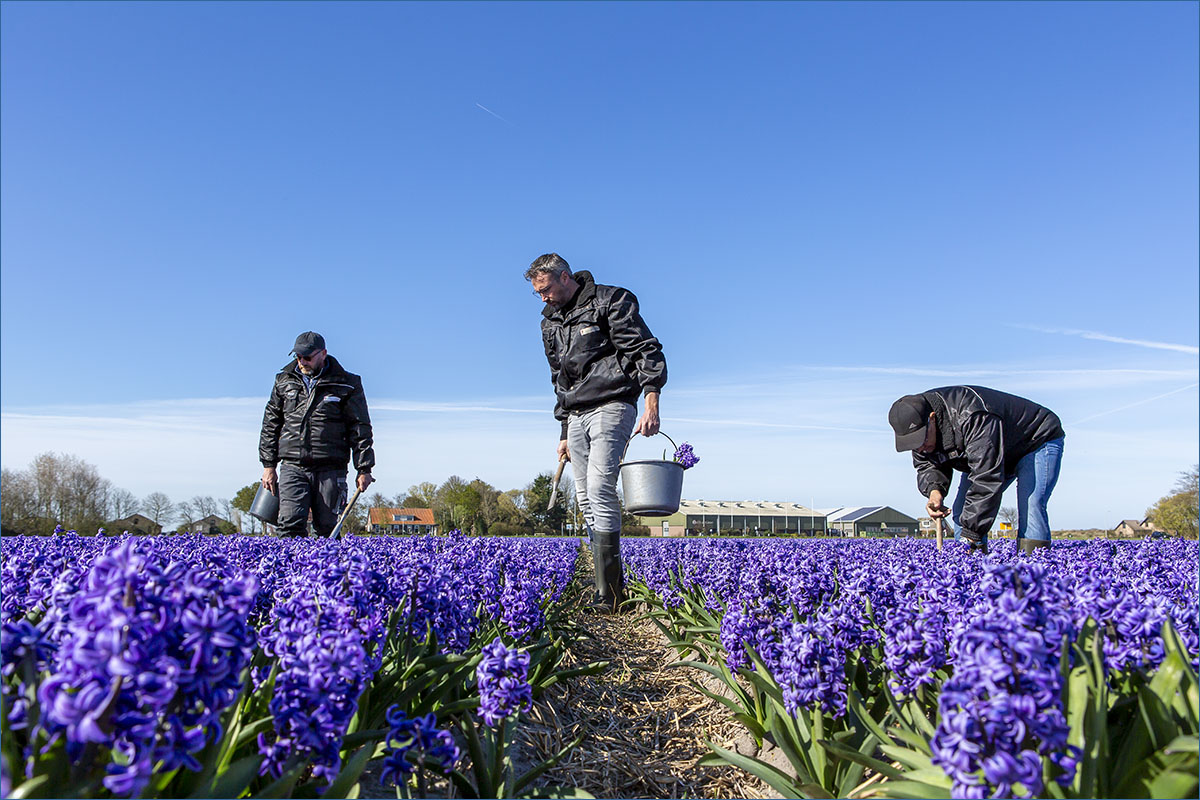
[291,331,326,357]
[889,394,933,452]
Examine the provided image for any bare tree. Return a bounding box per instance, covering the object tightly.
[191,496,220,520]
[143,492,175,528]
[176,498,199,530]
[108,488,142,520]
[2,452,111,534]
[999,507,1019,530]
[1,468,36,532]
[220,499,238,532]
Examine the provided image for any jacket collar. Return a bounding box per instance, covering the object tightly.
[543,270,595,320]
[283,354,346,382]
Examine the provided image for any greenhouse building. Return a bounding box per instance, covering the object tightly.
[634,500,827,536]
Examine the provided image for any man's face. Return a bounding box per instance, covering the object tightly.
[530,271,572,308]
[915,412,938,454]
[296,349,327,375]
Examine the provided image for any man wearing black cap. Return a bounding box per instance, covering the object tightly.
[259,332,375,536]
[888,386,1065,554]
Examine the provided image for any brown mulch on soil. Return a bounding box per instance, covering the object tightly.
[509,550,774,800]
[360,549,777,799]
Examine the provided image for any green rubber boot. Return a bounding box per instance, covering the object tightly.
[587,531,625,613]
[1018,538,1051,556]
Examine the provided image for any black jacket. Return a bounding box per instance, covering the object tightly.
[259,355,375,472]
[913,386,1064,537]
[541,271,667,438]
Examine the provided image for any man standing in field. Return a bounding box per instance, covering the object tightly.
[527,253,667,612]
[259,332,375,537]
[888,385,1065,554]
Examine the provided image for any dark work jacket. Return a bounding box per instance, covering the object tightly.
[259,355,376,472]
[913,386,1064,537]
[541,271,667,438]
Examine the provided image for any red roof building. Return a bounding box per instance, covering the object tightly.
[368,507,438,535]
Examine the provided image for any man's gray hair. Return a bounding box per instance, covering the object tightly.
[524,253,572,282]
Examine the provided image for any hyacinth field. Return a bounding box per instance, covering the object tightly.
[1,533,598,800]
[623,537,1200,799]
[2,533,1198,800]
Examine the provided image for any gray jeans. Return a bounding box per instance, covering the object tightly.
[567,401,637,535]
[277,463,347,536]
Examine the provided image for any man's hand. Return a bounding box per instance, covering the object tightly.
[926,489,950,519]
[634,391,661,437]
[357,472,375,493]
[557,439,571,462]
[262,467,278,496]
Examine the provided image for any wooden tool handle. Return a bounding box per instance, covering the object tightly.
[548,456,567,510]
[330,487,364,540]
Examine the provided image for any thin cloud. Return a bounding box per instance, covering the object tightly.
[664,416,884,434]
[1012,324,1200,355]
[372,401,542,415]
[1069,383,1200,426]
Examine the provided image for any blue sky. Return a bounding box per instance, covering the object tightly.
[2,1,1197,528]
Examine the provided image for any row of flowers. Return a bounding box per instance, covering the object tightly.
[1,532,599,799]
[623,537,1200,799]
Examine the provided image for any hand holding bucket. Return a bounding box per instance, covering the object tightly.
[248,482,279,526]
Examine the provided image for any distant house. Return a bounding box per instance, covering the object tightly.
[185,515,233,535]
[1113,518,1170,538]
[824,506,919,537]
[106,513,163,536]
[369,508,438,535]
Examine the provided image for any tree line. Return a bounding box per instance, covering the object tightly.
[228,470,632,537]
[0,452,244,536]
[1146,464,1199,540]
[2,451,642,537]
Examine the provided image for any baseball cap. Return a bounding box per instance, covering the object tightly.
[291,331,326,357]
[889,394,933,452]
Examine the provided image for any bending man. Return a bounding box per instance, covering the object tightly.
[888,385,1064,553]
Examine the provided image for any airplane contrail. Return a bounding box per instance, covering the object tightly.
[475,103,510,124]
[1011,324,1199,355]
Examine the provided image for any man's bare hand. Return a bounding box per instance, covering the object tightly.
[262,467,278,496]
[926,489,950,519]
[557,439,570,461]
[357,472,375,493]
[634,392,661,437]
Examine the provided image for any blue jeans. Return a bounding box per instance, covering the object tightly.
[566,401,637,535]
[951,437,1064,543]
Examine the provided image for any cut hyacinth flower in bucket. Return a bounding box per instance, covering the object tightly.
[618,432,698,516]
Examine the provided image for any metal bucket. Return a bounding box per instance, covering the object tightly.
[619,431,685,517]
[248,483,279,525]
[619,459,684,516]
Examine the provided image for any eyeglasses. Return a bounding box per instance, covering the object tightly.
[530,274,561,298]
[295,350,324,361]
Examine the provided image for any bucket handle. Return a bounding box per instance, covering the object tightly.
[621,430,679,461]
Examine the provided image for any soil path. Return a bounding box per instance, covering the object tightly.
[512,550,771,799]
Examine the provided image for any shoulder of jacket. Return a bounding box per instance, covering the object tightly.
[594,282,635,307]
[933,386,986,413]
